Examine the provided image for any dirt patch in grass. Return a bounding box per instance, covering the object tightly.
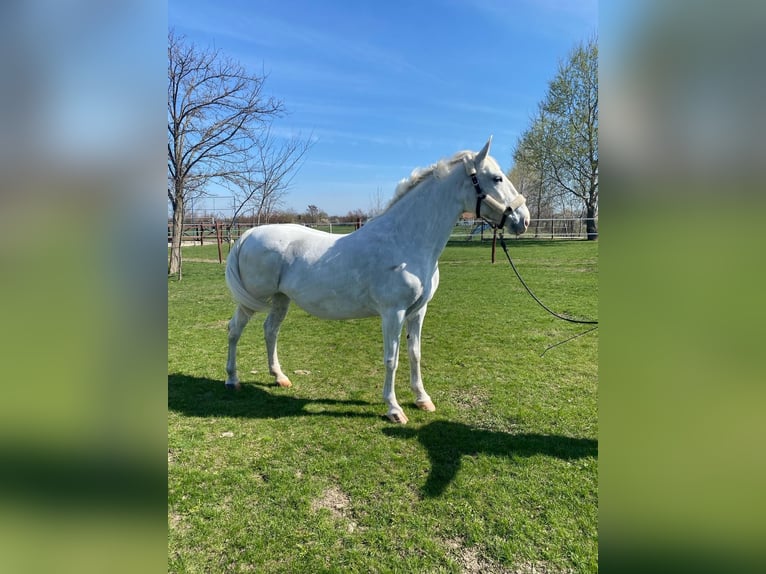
[169,511,188,533]
[183,257,222,263]
[311,486,351,519]
[511,562,573,574]
[444,537,507,573]
[311,486,359,532]
[443,538,571,574]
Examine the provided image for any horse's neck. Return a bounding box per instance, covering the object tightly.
[379,172,466,260]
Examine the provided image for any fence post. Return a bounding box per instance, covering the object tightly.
[216,221,223,263]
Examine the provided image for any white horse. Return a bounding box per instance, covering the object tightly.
[225,137,530,423]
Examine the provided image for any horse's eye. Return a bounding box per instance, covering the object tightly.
[493,176,503,183]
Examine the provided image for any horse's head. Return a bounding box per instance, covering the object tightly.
[463,136,530,235]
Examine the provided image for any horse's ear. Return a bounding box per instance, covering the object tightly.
[475,135,493,165]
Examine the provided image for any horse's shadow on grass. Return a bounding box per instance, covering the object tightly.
[168,373,376,420]
[382,422,597,497]
[169,374,597,499]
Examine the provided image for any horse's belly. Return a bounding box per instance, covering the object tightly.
[285,283,378,320]
[296,299,377,320]
[284,265,428,320]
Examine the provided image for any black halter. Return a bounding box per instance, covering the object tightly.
[464,160,516,230]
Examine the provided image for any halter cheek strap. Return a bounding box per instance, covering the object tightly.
[471,174,486,219]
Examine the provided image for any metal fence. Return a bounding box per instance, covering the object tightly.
[168,217,597,245]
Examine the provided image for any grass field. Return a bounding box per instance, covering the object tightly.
[168,239,598,573]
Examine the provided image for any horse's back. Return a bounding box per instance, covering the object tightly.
[239,224,338,266]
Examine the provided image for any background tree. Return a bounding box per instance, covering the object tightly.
[305,204,326,225]
[342,208,367,224]
[511,107,555,237]
[368,186,387,218]
[226,127,313,228]
[511,36,598,239]
[168,30,283,278]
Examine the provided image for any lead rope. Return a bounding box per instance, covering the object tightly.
[498,234,598,357]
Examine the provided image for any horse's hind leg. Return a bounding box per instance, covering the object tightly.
[264,293,292,387]
[226,305,254,389]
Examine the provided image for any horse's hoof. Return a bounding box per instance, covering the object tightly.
[275,378,292,388]
[416,400,436,412]
[386,411,409,424]
[225,382,241,391]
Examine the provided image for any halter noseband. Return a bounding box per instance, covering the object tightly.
[463,158,525,230]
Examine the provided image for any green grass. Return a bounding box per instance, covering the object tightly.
[168,240,597,573]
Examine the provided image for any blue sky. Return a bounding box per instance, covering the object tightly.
[170,0,597,216]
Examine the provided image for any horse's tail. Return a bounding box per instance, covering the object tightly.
[225,231,266,313]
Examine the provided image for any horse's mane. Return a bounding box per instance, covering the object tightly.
[385,150,475,211]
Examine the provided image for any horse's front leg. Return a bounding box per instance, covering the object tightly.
[381,309,408,423]
[406,306,435,412]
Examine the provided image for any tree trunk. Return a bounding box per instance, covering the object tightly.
[534,178,543,238]
[585,202,598,240]
[168,195,184,278]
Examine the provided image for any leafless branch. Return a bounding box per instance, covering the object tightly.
[167,29,296,276]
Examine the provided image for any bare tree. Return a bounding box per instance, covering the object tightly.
[368,186,387,218]
[343,208,367,225]
[168,30,283,278]
[227,127,313,229]
[305,204,326,224]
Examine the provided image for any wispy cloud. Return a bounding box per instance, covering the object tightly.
[175,5,444,88]
[307,159,408,171]
[436,100,529,120]
[461,0,597,39]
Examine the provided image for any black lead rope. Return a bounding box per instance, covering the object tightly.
[498,235,597,325]
[498,235,598,357]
